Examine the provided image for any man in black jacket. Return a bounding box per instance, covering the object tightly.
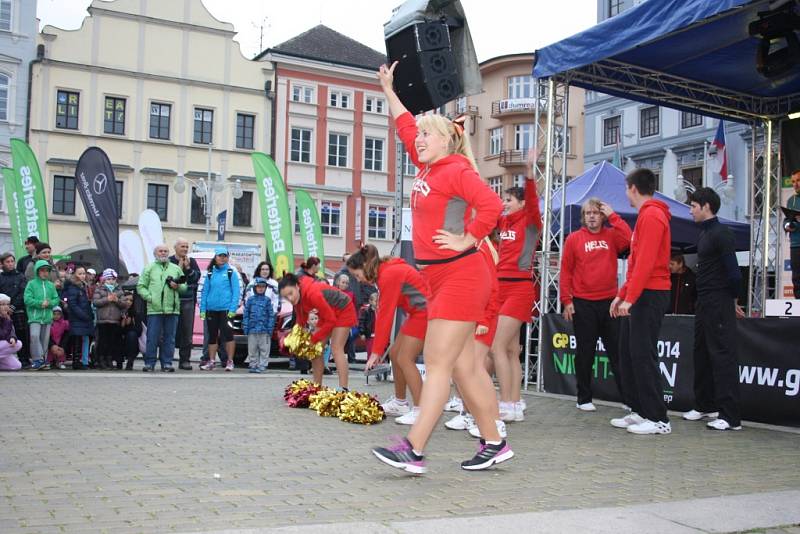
[668,253,697,314]
[0,252,29,368]
[684,188,742,431]
[169,238,201,370]
[16,236,38,275]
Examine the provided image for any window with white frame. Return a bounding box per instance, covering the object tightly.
[0,73,8,121]
[513,174,526,188]
[291,84,314,103]
[365,96,385,114]
[681,111,703,129]
[603,115,621,147]
[329,90,350,109]
[402,152,416,176]
[364,137,384,171]
[514,123,534,151]
[639,106,659,138]
[456,96,467,114]
[488,176,502,195]
[0,0,10,31]
[320,200,341,235]
[368,205,389,239]
[290,127,312,163]
[328,133,348,167]
[489,127,503,155]
[193,107,213,144]
[507,76,535,99]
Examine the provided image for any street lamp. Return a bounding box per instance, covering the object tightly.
[674,174,735,203]
[174,170,243,238]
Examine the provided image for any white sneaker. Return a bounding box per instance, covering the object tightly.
[395,407,419,425]
[444,395,463,412]
[518,398,527,412]
[513,402,525,422]
[381,396,411,417]
[610,412,645,428]
[577,402,597,412]
[627,419,672,435]
[499,402,516,422]
[683,409,719,421]
[468,419,507,439]
[707,419,742,431]
[444,412,475,430]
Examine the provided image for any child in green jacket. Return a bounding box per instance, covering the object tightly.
[24,260,60,370]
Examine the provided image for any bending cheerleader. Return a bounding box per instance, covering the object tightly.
[371,61,512,474]
[278,273,356,389]
[346,244,428,425]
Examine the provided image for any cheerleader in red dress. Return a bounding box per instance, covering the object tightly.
[278,273,356,389]
[346,244,428,425]
[492,148,542,423]
[371,61,512,474]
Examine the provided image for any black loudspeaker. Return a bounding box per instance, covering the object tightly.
[386,22,463,114]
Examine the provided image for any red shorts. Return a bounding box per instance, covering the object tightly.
[334,305,358,329]
[420,252,490,322]
[498,280,537,323]
[400,309,427,340]
[475,314,498,347]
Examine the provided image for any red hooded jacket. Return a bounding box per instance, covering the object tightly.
[395,112,502,263]
[560,213,632,304]
[498,178,542,279]
[372,258,430,356]
[618,199,672,304]
[294,275,353,344]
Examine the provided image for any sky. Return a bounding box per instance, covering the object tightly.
[36,0,597,62]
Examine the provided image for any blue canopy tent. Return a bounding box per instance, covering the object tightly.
[546,161,751,252]
[533,0,800,123]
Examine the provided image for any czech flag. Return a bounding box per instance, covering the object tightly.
[711,120,728,182]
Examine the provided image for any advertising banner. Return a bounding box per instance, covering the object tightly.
[137,209,164,263]
[9,138,49,244]
[780,118,800,298]
[252,153,293,277]
[540,313,800,427]
[75,147,120,271]
[294,190,325,277]
[2,167,25,258]
[191,241,262,277]
[217,210,227,242]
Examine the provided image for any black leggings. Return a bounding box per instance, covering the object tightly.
[206,311,233,344]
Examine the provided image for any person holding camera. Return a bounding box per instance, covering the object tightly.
[137,244,187,372]
[199,247,240,372]
[169,238,201,370]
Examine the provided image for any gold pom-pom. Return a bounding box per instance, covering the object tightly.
[309,388,345,417]
[338,391,385,425]
[283,324,324,360]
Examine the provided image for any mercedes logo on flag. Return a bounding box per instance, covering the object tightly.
[93,173,108,195]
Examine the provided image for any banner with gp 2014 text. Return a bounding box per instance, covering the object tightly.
[540,313,800,427]
[252,153,293,277]
[9,138,49,245]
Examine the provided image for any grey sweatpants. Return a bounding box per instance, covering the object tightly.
[248,333,271,369]
[29,323,51,362]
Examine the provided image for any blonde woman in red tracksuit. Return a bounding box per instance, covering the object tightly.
[492,149,542,423]
[371,62,511,474]
[346,245,428,425]
[278,273,357,389]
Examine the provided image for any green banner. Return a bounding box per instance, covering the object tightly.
[2,167,25,258]
[9,138,49,245]
[294,189,325,277]
[251,152,294,277]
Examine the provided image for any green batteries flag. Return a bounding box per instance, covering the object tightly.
[294,189,325,277]
[2,167,25,258]
[252,152,294,277]
[9,138,49,246]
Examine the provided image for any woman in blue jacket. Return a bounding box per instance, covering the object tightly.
[199,247,240,371]
[62,266,95,369]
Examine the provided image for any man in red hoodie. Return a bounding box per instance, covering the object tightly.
[561,198,632,412]
[610,168,672,435]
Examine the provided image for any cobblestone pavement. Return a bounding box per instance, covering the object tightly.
[1,369,799,533]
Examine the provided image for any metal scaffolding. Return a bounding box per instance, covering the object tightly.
[524,77,569,391]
